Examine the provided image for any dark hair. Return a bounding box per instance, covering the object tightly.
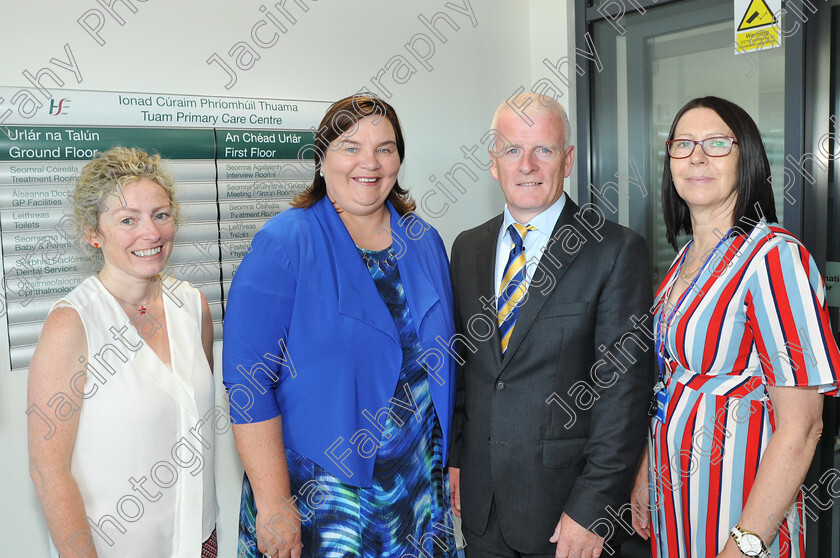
[661,96,777,249]
[292,94,415,215]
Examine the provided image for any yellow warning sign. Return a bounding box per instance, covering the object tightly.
[734,0,780,53]
[736,26,780,52]
[738,0,777,31]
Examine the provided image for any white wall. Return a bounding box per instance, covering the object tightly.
[0,1,574,556]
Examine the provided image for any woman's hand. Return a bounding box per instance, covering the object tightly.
[233,417,303,558]
[630,482,651,540]
[721,386,823,554]
[449,467,461,517]
[630,452,651,540]
[715,538,744,558]
[254,503,303,558]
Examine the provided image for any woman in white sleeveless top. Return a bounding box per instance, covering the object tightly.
[27,147,218,558]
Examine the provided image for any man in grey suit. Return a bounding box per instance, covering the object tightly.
[448,93,654,558]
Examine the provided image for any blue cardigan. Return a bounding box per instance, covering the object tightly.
[222,197,456,487]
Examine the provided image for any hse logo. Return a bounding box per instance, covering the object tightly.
[49,98,70,116]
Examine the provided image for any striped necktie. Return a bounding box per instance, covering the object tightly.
[498,223,534,354]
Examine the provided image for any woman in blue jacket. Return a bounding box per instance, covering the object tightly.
[223,95,457,558]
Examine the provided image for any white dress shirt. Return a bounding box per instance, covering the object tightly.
[494,193,566,297]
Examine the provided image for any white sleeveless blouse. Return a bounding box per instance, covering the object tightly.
[49,276,217,557]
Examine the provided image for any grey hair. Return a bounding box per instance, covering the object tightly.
[491,93,572,147]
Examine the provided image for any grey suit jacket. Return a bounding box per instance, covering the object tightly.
[449,199,654,554]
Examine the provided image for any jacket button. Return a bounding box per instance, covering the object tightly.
[496,381,505,390]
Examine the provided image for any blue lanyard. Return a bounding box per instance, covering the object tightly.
[655,229,734,381]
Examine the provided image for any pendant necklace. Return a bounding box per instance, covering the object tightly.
[358,245,397,273]
[98,273,160,315]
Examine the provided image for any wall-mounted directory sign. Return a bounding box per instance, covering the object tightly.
[0,87,330,371]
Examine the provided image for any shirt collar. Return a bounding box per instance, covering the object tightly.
[502,193,566,238]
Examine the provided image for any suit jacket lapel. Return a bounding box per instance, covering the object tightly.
[475,215,504,370]
[501,199,584,366]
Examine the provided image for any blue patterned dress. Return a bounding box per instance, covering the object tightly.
[238,246,457,558]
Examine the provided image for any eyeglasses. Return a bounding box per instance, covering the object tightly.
[665,136,738,159]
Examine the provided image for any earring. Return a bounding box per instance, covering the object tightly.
[93,242,99,248]
[319,170,324,177]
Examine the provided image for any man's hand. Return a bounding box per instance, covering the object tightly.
[549,512,604,558]
[449,467,461,517]
[254,505,303,558]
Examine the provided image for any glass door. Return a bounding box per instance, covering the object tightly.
[583,0,838,555]
[804,3,840,556]
[588,0,786,284]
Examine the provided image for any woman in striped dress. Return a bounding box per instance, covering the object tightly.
[630,97,840,558]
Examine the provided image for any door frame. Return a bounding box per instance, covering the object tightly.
[576,1,838,556]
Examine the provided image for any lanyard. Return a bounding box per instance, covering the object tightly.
[655,229,734,381]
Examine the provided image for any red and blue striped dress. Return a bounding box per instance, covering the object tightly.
[648,221,840,558]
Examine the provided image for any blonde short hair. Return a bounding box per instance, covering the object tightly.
[71,147,179,251]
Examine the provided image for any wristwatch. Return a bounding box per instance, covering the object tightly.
[729,525,770,557]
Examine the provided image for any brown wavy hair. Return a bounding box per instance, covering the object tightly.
[292,94,415,215]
